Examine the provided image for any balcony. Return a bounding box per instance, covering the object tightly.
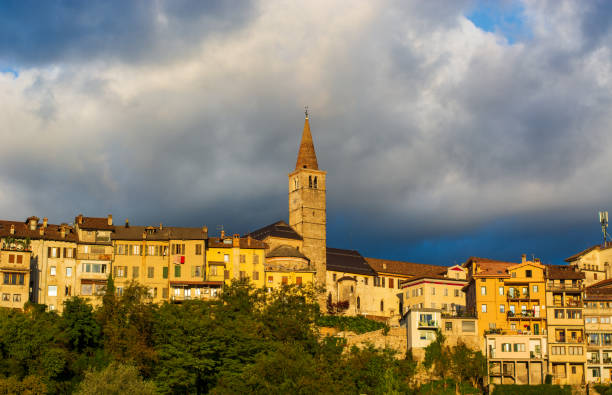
[588,358,601,364]
[548,284,584,292]
[418,320,438,328]
[604,358,612,364]
[507,311,542,320]
[530,351,543,359]
[76,253,112,261]
[507,292,532,301]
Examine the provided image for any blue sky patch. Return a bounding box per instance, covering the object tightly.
[466,0,531,44]
[1,67,19,78]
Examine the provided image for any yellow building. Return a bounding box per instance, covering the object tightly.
[566,242,612,286]
[112,222,209,302]
[264,244,315,288]
[584,279,612,383]
[74,215,114,306]
[206,233,267,289]
[545,264,586,385]
[464,256,547,338]
[0,224,32,309]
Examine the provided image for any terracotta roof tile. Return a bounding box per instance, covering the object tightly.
[0,220,77,242]
[545,264,585,280]
[75,215,114,230]
[208,237,266,249]
[365,257,446,277]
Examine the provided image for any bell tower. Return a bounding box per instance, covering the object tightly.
[288,110,327,285]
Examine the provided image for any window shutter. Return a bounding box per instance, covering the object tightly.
[73,248,76,258]
[63,248,67,258]
[224,270,229,280]
[47,247,51,257]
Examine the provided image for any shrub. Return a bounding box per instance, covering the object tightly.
[316,315,387,334]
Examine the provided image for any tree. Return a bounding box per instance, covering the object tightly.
[61,297,101,352]
[423,329,451,388]
[74,362,156,395]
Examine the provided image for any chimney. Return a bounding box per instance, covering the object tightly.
[27,216,38,231]
[107,214,113,226]
[142,231,147,240]
[233,233,240,248]
[220,229,225,239]
[9,224,14,235]
[42,217,48,228]
[125,219,129,228]
[77,214,83,224]
[60,226,66,239]
[202,225,208,235]
[521,254,527,263]
[39,227,44,236]
[159,223,163,230]
[247,236,251,247]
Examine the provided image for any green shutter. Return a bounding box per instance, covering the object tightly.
[163,267,168,279]
[175,265,181,278]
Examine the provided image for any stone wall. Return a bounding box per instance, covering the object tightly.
[340,327,407,358]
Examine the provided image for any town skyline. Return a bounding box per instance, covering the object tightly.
[1,1,611,266]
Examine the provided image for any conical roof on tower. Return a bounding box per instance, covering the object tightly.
[295,114,319,170]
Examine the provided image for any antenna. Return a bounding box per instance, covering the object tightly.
[599,211,609,246]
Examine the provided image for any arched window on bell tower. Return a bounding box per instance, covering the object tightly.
[294,177,299,190]
[309,175,312,188]
[314,176,318,189]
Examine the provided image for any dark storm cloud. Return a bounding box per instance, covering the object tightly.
[1,0,612,266]
[0,0,254,66]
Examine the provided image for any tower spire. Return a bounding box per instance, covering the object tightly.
[295,109,319,170]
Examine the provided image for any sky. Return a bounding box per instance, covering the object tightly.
[1,0,611,266]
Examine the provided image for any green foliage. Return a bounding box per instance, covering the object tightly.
[0,375,46,395]
[74,362,156,395]
[417,379,479,394]
[594,384,612,395]
[0,281,485,394]
[316,314,388,334]
[492,384,572,394]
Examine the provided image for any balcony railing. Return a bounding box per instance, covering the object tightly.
[507,311,541,319]
[507,292,531,300]
[555,337,583,344]
[76,253,112,261]
[548,284,584,292]
[530,351,543,359]
[588,358,601,364]
[604,358,612,364]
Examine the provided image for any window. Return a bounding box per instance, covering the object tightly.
[445,322,452,331]
[357,296,360,309]
[3,273,25,285]
[66,267,72,277]
[240,254,246,263]
[66,248,74,258]
[595,273,598,280]
[533,285,538,293]
[481,286,486,295]
[481,304,487,313]
[50,266,56,276]
[224,270,230,280]
[13,294,21,302]
[296,277,302,285]
[163,267,170,279]
[444,288,448,296]
[525,270,532,278]
[8,254,14,263]
[65,286,71,296]
[511,272,516,278]
[389,278,394,288]
[282,276,288,285]
[314,176,318,188]
[17,255,23,264]
[172,244,185,255]
[593,368,601,378]
[333,273,337,282]
[195,244,202,255]
[499,286,504,295]
[568,346,583,355]
[513,343,526,352]
[1,294,8,301]
[551,346,566,355]
[454,289,460,297]
[115,266,126,277]
[364,277,368,285]
[253,271,259,281]
[162,288,168,298]
[148,267,154,278]
[499,304,505,313]
[431,287,435,295]
[81,284,92,295]
[382,277,386,288]
[309,176,312,188]
[380,300,384,311]
[133,266,139,278]
[82,263,107,273]
[117,244,125,255]
[194,266,202,277]
[502,343,511,352]
[174,265,181,278]
[239,271,246,280]
[224,254,229,263]
[133,245,140,255]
